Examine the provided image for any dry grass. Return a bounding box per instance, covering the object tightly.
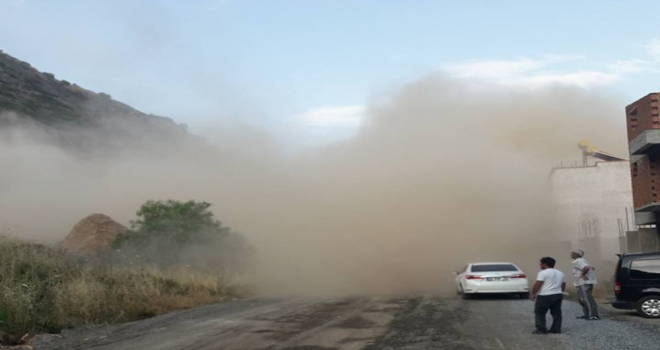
[0,236,238,345]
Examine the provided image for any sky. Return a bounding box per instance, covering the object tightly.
[2,0,660,147]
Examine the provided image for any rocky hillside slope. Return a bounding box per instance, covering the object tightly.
[0,50,195,151]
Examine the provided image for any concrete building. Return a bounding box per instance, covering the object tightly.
[550,160,634,262]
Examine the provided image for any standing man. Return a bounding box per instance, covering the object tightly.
[530,257,566,334]
[571,250,600,320]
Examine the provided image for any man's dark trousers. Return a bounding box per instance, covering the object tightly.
[535,294,563,333]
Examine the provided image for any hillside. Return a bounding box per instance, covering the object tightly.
[0,50,193,151]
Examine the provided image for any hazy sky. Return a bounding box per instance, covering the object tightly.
[2,0,660,146]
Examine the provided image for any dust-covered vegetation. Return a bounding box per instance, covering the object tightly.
[113,200,253,272]
[0,200,250,346]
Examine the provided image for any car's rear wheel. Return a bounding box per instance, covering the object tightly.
[519,293,530,300]
[460,285,472,300]
[636,295,660,318]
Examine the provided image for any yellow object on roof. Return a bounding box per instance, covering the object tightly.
[578,139,599,155]
[577,139,626,162]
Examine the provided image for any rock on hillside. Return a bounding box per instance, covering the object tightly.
[0,50,198,152]
[61,214,127,253]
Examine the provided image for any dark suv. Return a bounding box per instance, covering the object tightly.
[611,252,660,318]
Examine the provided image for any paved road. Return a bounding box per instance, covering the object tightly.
[35,295,660,350]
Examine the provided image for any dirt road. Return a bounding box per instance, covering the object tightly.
[36,295,660,350]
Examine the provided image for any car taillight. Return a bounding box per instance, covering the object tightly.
[614,282,621,295]
[466,275,483,280]
[510,274,527,279]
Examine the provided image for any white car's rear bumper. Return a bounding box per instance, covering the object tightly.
[463,279,529,294]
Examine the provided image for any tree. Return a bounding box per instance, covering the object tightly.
[113,200,248,269]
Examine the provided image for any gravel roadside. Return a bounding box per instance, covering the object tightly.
[459,295,660,350]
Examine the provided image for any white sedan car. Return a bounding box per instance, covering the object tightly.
[454,262,530,299]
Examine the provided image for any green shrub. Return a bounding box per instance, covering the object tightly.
[113,200,253,272]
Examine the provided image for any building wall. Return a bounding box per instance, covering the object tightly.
[626,228,660,253]
[631,154,656,209]
[550,161,634,262]
[626,93,660,141]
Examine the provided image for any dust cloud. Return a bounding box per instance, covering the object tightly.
[0,73,627,297]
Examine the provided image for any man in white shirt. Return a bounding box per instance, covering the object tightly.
[530,256,566,334]
[571,250,600,320]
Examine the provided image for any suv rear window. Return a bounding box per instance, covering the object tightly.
[471,264,518,272]
[630,259,660,279]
